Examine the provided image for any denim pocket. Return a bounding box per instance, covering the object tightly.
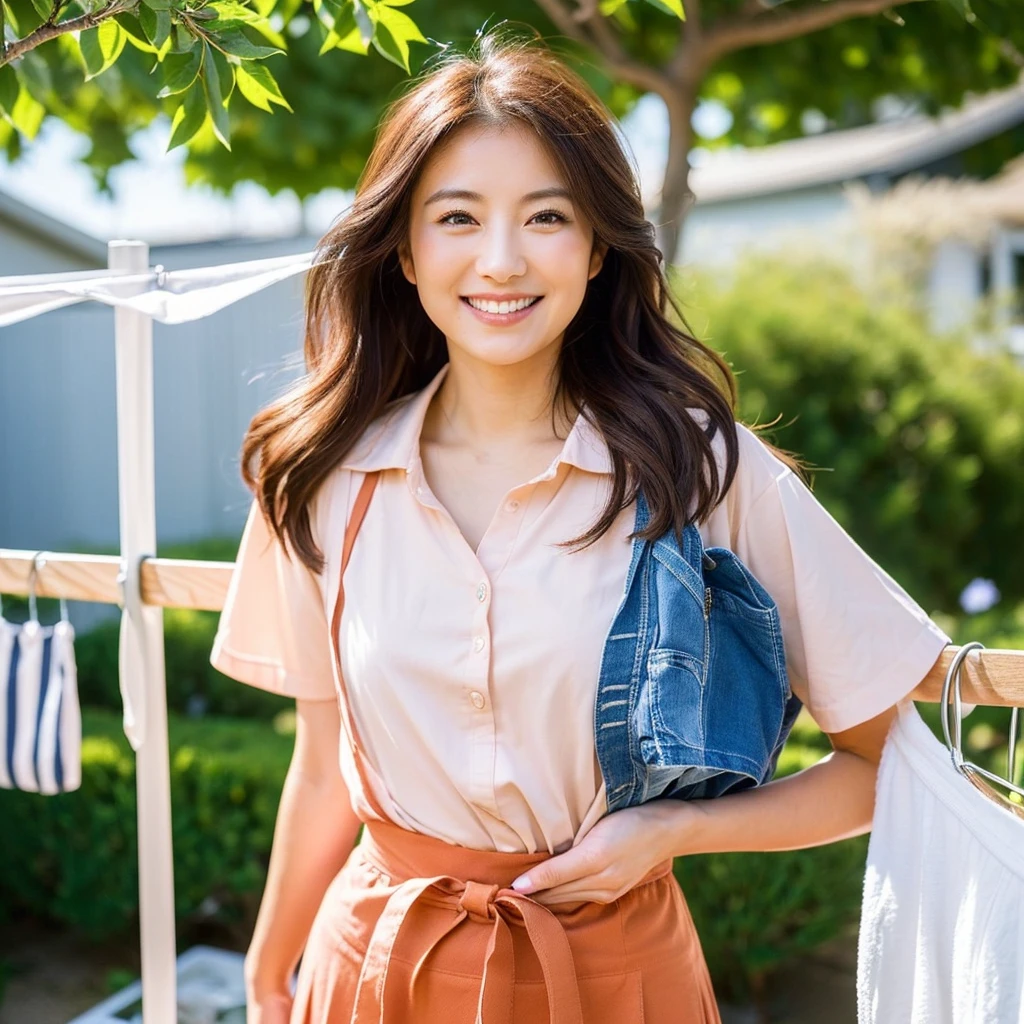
[636,647,705,765]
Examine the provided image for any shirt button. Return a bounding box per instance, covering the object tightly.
[476,581,488,602]
[504,499,520,512]
[470,690,485,709]
[472,635,485,653]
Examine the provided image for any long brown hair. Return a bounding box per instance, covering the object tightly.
[241,27,800,573]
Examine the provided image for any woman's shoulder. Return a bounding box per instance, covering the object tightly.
[682,407,801,548]
[685,407,795,500]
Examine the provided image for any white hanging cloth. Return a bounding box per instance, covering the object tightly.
[858,700,1024,1022]
[0,250,316,327]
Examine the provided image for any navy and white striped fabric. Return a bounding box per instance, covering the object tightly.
[0,616,81,794]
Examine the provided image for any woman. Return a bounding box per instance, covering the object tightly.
[211,28,951,1024]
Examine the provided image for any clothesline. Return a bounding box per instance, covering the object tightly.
[0,249,316,327]
[2,547,1024,707]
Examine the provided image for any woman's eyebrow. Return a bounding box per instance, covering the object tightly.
[424,186,572,206]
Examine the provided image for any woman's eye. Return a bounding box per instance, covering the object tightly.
[532,209,569,225]
[437,209,570,227]
[439,210,474,226]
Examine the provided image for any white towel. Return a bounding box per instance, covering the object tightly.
[858,700,1024,1022]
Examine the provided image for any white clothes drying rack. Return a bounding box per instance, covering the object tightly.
[1,240,1023,1024]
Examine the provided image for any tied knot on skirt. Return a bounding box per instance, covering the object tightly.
[351,872,585,1024]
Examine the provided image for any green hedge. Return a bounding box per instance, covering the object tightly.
[0,709,294,939]
[676,253,1024,614]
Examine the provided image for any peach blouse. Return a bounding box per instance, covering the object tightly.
[210,363,950,855]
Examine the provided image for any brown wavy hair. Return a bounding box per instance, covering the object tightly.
[241,26,802,574]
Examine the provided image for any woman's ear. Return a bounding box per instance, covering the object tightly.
[398,243,417,286]
[588,240,609,281]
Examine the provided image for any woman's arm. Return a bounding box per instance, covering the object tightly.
[245,697,363,1009]
[660,703,897,857]
[510,675,917,906]
[651,652,947,858]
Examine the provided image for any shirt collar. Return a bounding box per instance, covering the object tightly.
[340,362,613,476]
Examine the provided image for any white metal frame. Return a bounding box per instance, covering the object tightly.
[110,240,177,1024]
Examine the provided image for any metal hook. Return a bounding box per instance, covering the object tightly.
[939,641,982,770]
[25,551,69,624]
[941,640,1024,800]
[27,551,45,623]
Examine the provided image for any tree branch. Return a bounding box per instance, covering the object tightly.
[533,0,673,97]
[1,0,132,65]
[705,0,929,61]
[571,0,599,22]
[533,0,596,46]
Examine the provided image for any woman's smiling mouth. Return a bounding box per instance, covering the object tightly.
[461,295,543,324]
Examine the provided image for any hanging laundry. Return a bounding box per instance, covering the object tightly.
[0,250,314,327]
[0,606,82,795]
[858,700,1024,1023]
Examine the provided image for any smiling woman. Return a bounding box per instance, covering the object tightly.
[398,127,605,373]
[209,22,952,1024]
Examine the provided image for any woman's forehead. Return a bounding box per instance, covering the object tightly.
[415,123,564,197]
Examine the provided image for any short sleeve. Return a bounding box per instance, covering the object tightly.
[713,424,951,734]
[210,498,337,701]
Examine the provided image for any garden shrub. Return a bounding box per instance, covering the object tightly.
[674,253,1024,614]
[0,708,294,939]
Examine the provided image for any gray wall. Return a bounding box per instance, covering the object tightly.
[0,219,102,276]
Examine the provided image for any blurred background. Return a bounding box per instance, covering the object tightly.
[1,1,1023,1020]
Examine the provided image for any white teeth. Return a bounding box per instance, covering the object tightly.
[466,296,539,314]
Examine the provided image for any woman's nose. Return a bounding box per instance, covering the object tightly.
[475,225,528,280]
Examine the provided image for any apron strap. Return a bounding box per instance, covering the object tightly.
[329,469,391,823]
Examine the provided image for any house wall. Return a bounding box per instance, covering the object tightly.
[0,218,102,276]
[678,184,852,268]
[928,239,986,334]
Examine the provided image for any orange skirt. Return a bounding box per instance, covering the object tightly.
[290,816,721,1024]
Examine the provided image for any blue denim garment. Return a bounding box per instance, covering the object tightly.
[595,488,804,812]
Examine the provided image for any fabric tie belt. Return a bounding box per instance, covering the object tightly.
[351,871,585,1024]
[348,817,674,1024]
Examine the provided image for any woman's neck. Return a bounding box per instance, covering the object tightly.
[426,352,578,451]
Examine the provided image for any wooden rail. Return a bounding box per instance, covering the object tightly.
[2,548,1023,706]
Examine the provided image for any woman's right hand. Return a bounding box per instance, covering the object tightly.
[246,989,294,1024]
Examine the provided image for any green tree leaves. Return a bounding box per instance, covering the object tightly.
[0,0,428,152]
[156,49,201,96]
[235,61,291,111]
[80,20,128,81]
[168,74,206,147]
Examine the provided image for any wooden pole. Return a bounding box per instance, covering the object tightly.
[110,240,177,1024]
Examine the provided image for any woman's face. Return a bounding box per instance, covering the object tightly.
[399,122,606,370]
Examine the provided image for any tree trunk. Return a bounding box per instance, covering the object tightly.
[655,87,700,269]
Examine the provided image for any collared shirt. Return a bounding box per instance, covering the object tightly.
[212,362,950,854]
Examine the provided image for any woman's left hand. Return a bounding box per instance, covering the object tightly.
[509,801,689,906]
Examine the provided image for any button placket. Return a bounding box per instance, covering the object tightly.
[466,572,495,810]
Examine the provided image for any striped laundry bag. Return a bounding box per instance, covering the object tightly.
[0,575,82,794]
